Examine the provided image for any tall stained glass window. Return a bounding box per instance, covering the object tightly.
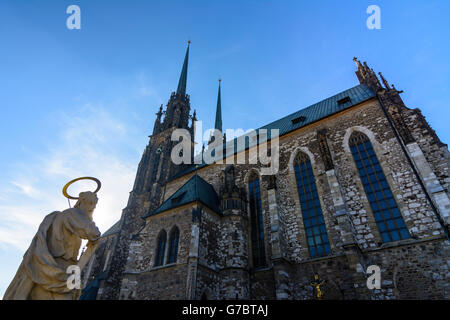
[154,230,167,266]
[167,227,180,264]
[349,131,410,242]
[249,174,266,268]
[294,152,331,257]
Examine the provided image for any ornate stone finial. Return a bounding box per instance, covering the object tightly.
[218,78,222,83]
[391,83,403,93]
[353,57,363,69]
[188,40,191,45]
[156,104,163,116]
[378,72,390,90]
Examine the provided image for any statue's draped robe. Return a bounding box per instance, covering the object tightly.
[3,208,100,300]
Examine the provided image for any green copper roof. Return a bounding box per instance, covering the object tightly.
[254,83,375,140]
[143,174,221,218]
[176,43,190,96]
[169,83,376,181]
[215,82,222,131]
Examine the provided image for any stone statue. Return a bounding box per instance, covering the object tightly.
[3,189,101,300]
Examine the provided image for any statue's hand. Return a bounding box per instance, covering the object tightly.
[87,239,99,248]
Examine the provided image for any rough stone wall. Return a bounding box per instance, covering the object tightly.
[219,269,250,299]
[279,238,449,300]
[195,265,221,299]
[198,210,224,270]
[359,238,449,299]
[134,265,189,300]
[403,107,449,195]
[249,270,276,299]
[100,95,449,300]
[220,214,249,270]
[324,99,443,246]
[82,233,116,290]
[101,94,193,299]
[218,213,250,299]
[274,131,342,261]
[118,205,193,299]
[99,194,149,299]
[291,255,354,300]
[156,98,447,300]
[195,205,250,299]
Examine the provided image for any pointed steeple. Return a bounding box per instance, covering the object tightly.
[214,79,223,133]
[176,41,190,96]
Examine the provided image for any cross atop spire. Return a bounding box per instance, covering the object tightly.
[176,41,190,96]
[215,78,222,132]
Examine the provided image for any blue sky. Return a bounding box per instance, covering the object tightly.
[0,0,449,298]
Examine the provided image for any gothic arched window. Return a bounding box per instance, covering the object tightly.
[349,131,410,242]
[151,152,161,181]
[154,230,167,266]
[167,227,180,264]
[294,152,331,258]
[249,173,266,268]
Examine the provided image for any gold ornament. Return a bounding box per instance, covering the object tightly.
[311,274,325,300]
[62,177,101,200]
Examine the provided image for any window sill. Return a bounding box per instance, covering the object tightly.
[367,235,444,252]
[252,266,271,272]
[151,262,178,271]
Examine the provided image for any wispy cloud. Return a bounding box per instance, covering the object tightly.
[0,103,138,253]
[10,181,42,199]
[132,72,164,102]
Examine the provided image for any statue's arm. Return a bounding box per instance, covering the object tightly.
[65,211,101,241]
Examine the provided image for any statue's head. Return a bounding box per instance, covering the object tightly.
[74,191,98,218]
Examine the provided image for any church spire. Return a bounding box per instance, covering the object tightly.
[215,79,223,133]
[176,41,190,96]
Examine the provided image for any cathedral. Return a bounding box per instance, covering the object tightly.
[80,43,450,300]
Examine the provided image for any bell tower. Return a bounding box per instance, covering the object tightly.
[133,41,194,196]
[100,42,196,299]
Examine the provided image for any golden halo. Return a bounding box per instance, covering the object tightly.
[62,177,101,200]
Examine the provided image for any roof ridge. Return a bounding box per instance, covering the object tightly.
[259,84,368,130]
[169,84,376,182]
